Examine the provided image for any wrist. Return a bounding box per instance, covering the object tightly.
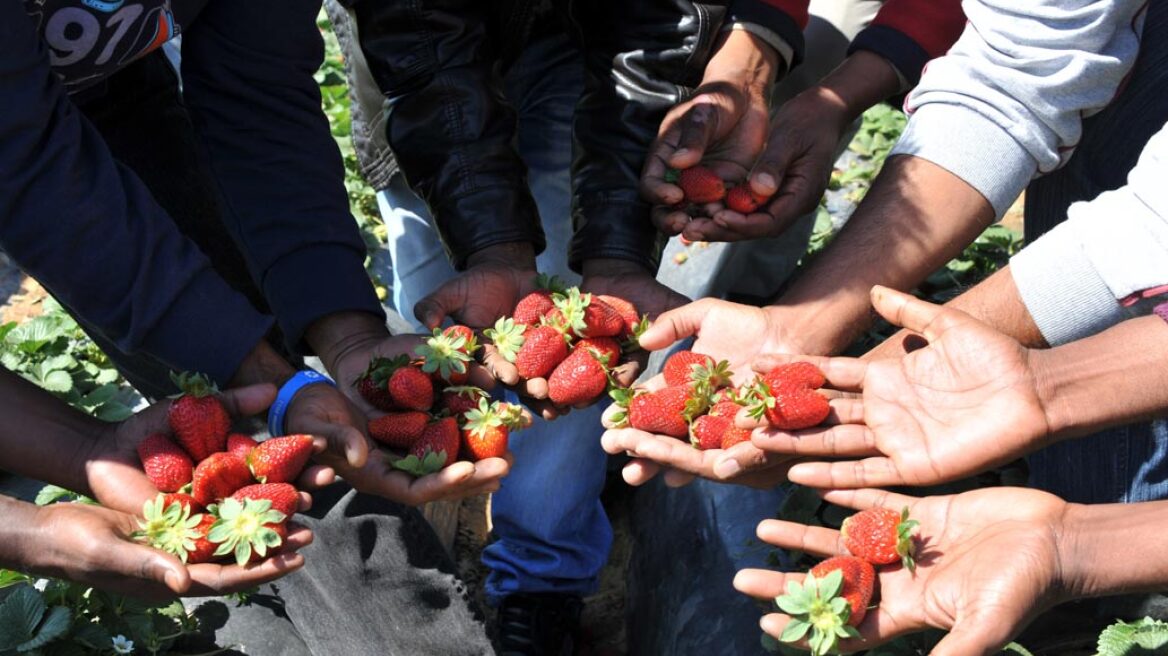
[466,242,538,271]
[0,496,46,572]
[228,340,297,390]
[706,28,781,93]
[814,50,903,121]
[581,258,654,280]
[305,311,390,376]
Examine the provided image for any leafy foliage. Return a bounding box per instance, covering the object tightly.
[1096,617,1168,656]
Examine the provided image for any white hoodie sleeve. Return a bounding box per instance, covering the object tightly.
[1011,121,1168,345]
[889,0,1147,217]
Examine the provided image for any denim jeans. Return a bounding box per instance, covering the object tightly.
[1024,0,1168,504]
[376,30,612,605]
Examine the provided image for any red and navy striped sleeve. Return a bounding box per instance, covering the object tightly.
[728,0,810,66]
[850,0,966,85]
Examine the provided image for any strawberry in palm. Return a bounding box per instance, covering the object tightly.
[552,288,624,339]
[191,452,253,507]
[461,399,525,461]
[415,327,474,385]
[133,494,204,562]
[548,347,610,406]
[368,411,430,450]
[208,497,287,566]
[382,356,433,411]
[232,482,300,518]
[353,357,399,411]
[662,350,733,390]
[438,386,489,417]
[247,434,313,484]
[513,274,567,325]
[137,432,193,492]
[776,556,874,656]
[168,371,230,462]
[392,417,460,476]
[747,362,830,430]
[666,165,726,203]
[841,507,919,571]
[610,385,708,438]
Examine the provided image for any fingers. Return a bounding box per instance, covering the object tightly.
[752,353,868,393]
[662,468,698,487]
[733,567,801,600]
[651,206,691,235]
[621,458,662,486]
[360,456,512,505]
[869,286,963,341]
[414,286,456,330]
[217,383,280,419]
[481,344,520,386]
[785,458,914,489]
[638,299,713,351]
[611,360,642,389]
[751,423,877,459]
[187,551,307,596]
[296,464,336,491]
[641,122,686,206]
[112,540,192,596]
[669,100,721,169]
[466,363,497,390]
[817,488,920,513]
[756,518,846,557]
[303,419,369,469]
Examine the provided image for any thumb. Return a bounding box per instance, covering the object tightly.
[414,287,456,330]
[748,134,799,198]
[291,411,370,469]
[113,541,191,595]
[870,286,960,342]
[217,383,279,419]
[638,300,711,351]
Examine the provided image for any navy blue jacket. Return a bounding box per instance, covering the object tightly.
[2,0,383,385]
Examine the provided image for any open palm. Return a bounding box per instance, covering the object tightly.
[735,487,1069,655]
[751,287,1052,488]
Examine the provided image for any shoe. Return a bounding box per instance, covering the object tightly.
[496,592,583,656]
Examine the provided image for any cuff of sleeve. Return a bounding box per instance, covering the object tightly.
[261,244,386,355]
[727,1,805,67]
[849,25,926,90]
[722,22,794,74]
[432,186,545,270]
[891,104,1038,218]
[1011,221,1126,346]
[139,270,275,386]
[569,193,664,274]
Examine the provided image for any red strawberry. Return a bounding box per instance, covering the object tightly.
[775,555,875,656]
[516,325,570,379]
[137,432,193,492]
[232,482,299,518]
[574,337,621,368]
[625,386,705,438]
[207,496,287,566]
[720,425,752,449]
[438,386,489,417]
[461,400,525,461]
[160,492,202,514]
[186,513,220,564]
[748,363,830,430]
[547,347,609,406]
[841,507,919,571]
[708,398,744,419]
[168,372,230,462]
[393,417,461,475]
[691,414,731,450]
[247,435,314,484]
[662,351,714,387]
[443,325,479,356]
[248,521,288,563]
[513,274,568,325]
[368,411,430,450]
[765,361,827,389]
[134,494,205,562]
[594,295,640,337]
[553,289,624,338]
[725,185,770,213]
[353,357,399,412]
[226,433,259,461]
[191,452,253,507]
[672,166,725,203]
[415,328,473,385]
[388,363,435,411]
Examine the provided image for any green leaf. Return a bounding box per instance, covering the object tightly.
[68,621,110,649]
[94,368,120,385]
[39,370,73,394]
[0,586,45,650]
[0,571,33,589]
[94,403,133,422]
[780,618,811,643]
[17,605,70,651]
[1097,617,1168,656]
[34,486,76,507]
[79,384,117,407]
[818,569,843,599]
[775,593,809,616]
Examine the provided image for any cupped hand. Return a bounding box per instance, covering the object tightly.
[734,486,1070,655]
[748,286,1052,489]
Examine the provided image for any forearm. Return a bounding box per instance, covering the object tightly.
[1060,499,1168,601]
[771,155,995,355]
[0,495,44,573]
[0,369,105,495]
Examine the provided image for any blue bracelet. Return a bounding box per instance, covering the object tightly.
[267,370,336,437]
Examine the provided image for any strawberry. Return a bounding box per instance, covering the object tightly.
[765,361,827,389]
[368,411,430,450]
[516,325,570,379]
[134,494,204,562]
[353,357,399,412]
[668,166,725,203]
[191,452,252,507]
[620,386,707,438]
[776,556,875,656]
[232,482,299,518]
[513,274,568,325]
[136,432,193,492]
[461,399,525,461]
[663,350,734,390]
[248,521,289,563]
[725,185,770,213]
[160,492,202,514]
[720,425,752,449]
[574,337,621,368]
[747,363,830,430]
[443,325,479,356]
[691,414,731,450]
[226,433,259,461]
[415,328,473,385]
[392,417,460,476]
[208,497,287,566]
[841,507,919,571]
[168,372,230,462]
[547,347,609,406]
[553,288,625,338]
[247,434,313,484]
[708,398,744,419]
[438,386,489,417]
[484,317,527,364]
[593,295,641,338]
[388,362,435,411]
[186,513,220,564]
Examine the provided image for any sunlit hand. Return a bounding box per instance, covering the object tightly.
[749,286,1052,489]
[735,487,1069,655]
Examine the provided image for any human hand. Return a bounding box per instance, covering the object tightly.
[600,297,802,486]
[414,243,539,330]
[749,286,1051,489]
[10,497,310,602]
[734,486,1070,654]
[642,30,778,236]
[87,384,335,515]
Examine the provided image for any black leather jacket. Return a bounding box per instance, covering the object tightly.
[345,0,757,273]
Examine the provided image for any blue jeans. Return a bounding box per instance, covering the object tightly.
[376,31,612,604]
[1024,0,1168,505]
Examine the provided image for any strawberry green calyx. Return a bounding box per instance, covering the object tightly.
[390,451,447,476]
[607,387,635,427]
[134,495,203,563]
[663,168,681,184]
[209,497,287,566]
[463,398,503,438]
[534,273,568,295]
[745,380,775,422]
[352,356,398,388]
[692,359,734,390]
[484,317,526,363]
[621,315,652,352]
[496,401,527,430]
[414,328,473,380]
[775,570,860,656]
[896,507,920,572]
[551,288,592,338]
[169,371,219,398]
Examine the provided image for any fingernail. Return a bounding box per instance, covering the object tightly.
[164,569,181,591]
[674,148,690,160]
[714,459,741,479]
[755,173,775,190]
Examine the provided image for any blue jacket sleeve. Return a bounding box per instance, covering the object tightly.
[0,3,273,386]
[180,0,385,352]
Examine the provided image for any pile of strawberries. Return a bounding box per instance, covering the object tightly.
[776,508,920,655]
[134,373,313,566]
[666,165,773,215]
[354,327,526,476]
[483,277,646,407]
[610,351,831,450]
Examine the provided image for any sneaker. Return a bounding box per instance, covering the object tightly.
[496,593,583,656]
